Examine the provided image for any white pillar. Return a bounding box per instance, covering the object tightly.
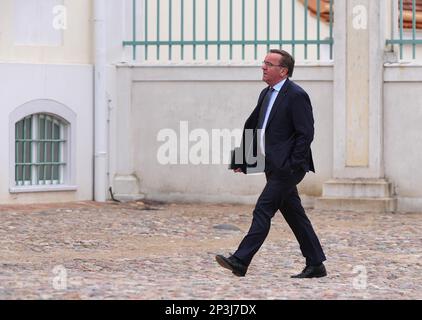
[107,0,144,201]
[112,66,144,202]
[316,0,396,212]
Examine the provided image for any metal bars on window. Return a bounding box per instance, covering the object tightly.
[15,114,66,186]
[124,0,334,62]
[387,0,422,60]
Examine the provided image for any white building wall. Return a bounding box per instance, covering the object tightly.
[384,65,422,212]
[112,65,333,207]
[0,0,93,64]
[112,64,422,211]
[0,63,93,204]
[1,0,422,209]
[0,0,94,204]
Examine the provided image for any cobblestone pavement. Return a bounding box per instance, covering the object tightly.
[0,200,421,300]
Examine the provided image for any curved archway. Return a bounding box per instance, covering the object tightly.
[9,99,77,192]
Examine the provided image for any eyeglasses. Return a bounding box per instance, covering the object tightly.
[262,61,285,68]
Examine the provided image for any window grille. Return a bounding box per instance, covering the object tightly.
[15,114,66,186]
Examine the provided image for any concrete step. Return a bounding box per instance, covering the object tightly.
[112,174,144,202]
[315,196,397,213]
[322,179,393,198]
[112,193,145,202]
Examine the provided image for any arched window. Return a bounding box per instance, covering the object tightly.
[9,99,77,193]
[15,114,67,186]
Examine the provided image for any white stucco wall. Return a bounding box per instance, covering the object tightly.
[384,64,422,211]
[0,0,93,64]
[112,64,333,206]
[0,63,93,204]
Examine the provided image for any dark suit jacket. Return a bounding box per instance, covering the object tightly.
[231,78,315,175]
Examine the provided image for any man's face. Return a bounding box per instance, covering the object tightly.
[262,53,287,86]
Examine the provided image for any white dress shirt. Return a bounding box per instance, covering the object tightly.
[260,78,287,155]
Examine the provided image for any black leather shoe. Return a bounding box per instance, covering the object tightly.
[215,254,247,277]
[291,263,327,279]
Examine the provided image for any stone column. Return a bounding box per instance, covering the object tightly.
[108,0,144,201]
[112,66,145,201]
[316,0,396,212]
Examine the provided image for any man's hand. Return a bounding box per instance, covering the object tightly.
[234,168,243,173]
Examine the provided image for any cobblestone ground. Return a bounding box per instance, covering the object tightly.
[0,200,421,300]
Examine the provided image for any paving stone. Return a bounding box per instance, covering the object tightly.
[213,224,242,231]
[0,201,421,299]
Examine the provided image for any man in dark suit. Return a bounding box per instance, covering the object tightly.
[216,49,327,278]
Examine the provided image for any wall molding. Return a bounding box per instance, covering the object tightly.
[116,64,334,82]
[384,64,422,82]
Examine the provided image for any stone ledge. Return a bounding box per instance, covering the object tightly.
[112,193,145,202]
[322,179,393,198]
[315,197,397,213]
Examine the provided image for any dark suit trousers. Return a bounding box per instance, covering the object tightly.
[233,170,326,267]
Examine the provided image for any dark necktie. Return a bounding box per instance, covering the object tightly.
[257,88,274,129]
